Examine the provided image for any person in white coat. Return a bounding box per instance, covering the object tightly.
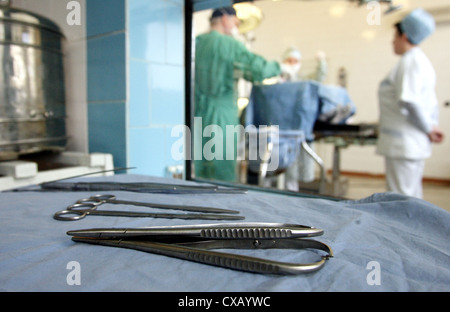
[377,8,444,198]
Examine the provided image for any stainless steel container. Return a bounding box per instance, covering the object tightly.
[0,4,67,160]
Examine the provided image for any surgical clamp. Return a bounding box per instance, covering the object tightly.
[75,194,239,214]
[40,181,248,194]
[67,223,333,275]
[53,194,244,221]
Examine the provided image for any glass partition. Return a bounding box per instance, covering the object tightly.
[185,0,400,198]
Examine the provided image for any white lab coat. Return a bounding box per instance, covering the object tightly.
[376,47,439,198]
[377,47,438,159]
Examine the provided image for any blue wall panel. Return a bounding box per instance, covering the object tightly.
[87,0,185,176]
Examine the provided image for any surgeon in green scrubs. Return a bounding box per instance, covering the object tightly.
[194,7,280,182]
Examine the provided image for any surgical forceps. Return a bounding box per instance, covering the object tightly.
[40,181,248,194]
[53,195,244,221]
[67,223,333,275]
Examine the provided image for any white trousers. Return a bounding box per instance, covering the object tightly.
[385,157,425,199]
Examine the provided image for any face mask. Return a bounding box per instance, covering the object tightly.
[291,63,301,73]
[224,15,240,38]
[230,26,240,38]
[281,63,301,80]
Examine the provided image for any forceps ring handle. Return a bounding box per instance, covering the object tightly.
[76,194,116,205]
[53,203,96,221]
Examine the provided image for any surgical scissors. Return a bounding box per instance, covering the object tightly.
[53,194,244,221]
[67,223,333,275]
[75,194,239,214]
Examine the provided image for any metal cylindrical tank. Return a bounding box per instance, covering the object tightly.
[0,3,67,160]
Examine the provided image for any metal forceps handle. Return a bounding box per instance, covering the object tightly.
[68,222,324,238]
[53,203,245,221]
[68,223,333,274]
[70,236,333,275]
[75,194,240,214]
[53,203,98,221]
[115,238,333,275]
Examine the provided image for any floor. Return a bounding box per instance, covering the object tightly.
[342,175,450,212]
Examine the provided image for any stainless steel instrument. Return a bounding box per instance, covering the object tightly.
[67,223,333,275]
[53,194,245,221]
[0,3,67,159]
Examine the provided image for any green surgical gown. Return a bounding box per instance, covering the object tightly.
[194,31,280,182]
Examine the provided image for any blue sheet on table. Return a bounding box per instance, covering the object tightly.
[0,175,448,291]
[246,81,356,142]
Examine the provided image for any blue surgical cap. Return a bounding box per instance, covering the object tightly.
[400,8,435,45]
[211,7,236,19]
